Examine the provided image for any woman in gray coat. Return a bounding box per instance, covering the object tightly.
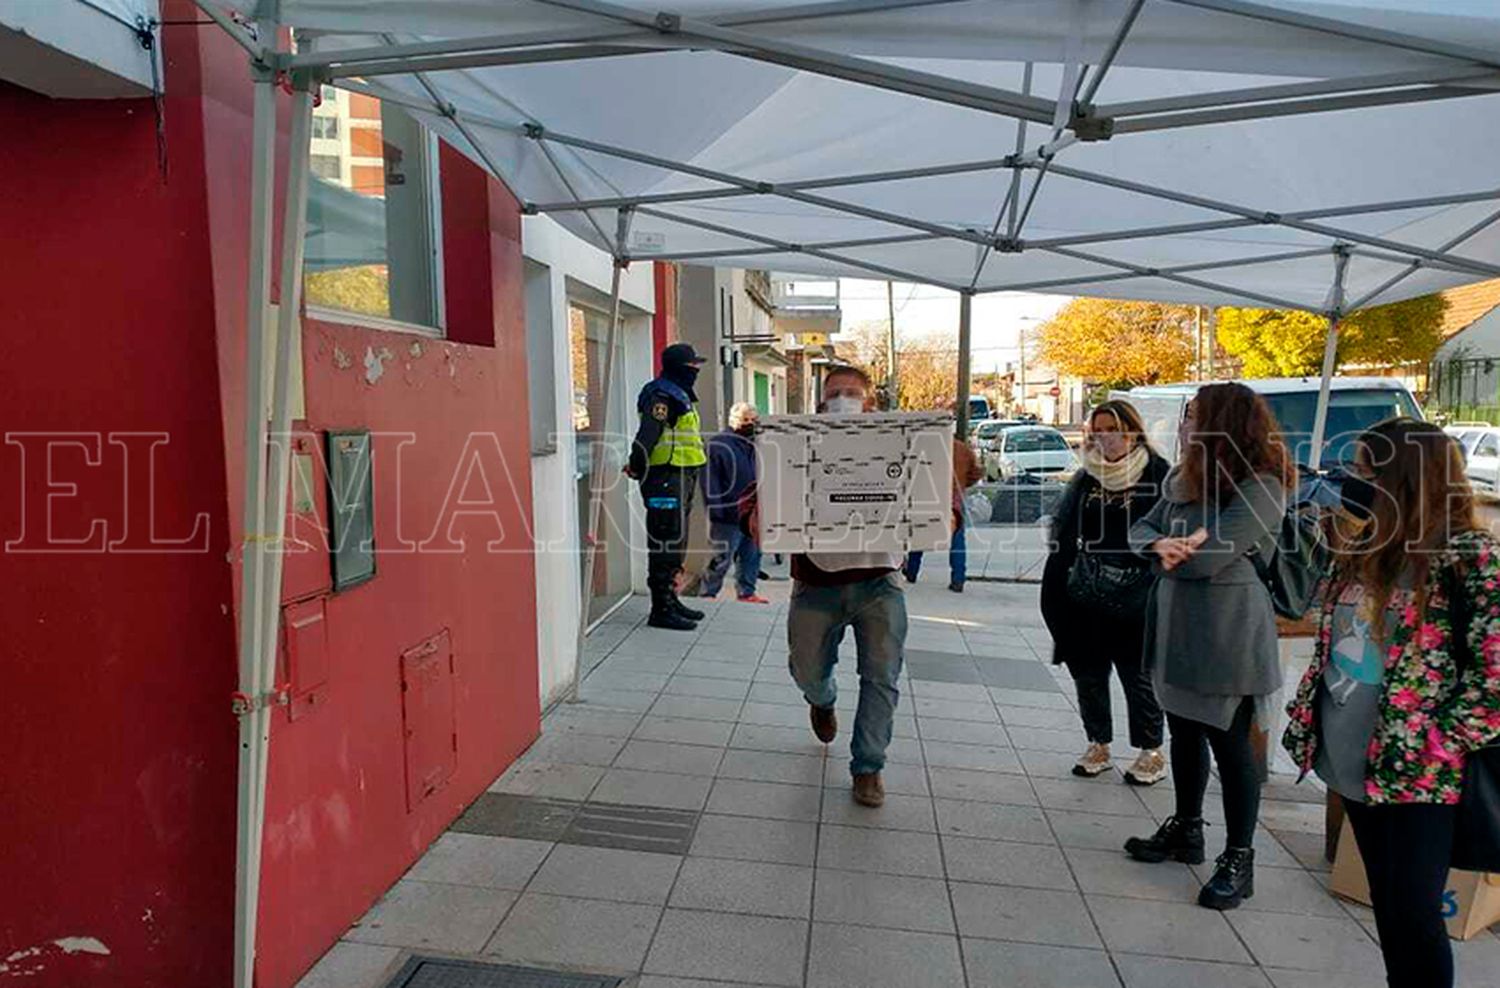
[1124,383,1294,911]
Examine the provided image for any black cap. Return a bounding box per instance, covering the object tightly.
[661,342,707,367]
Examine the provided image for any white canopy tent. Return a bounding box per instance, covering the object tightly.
[188,3,1500,985]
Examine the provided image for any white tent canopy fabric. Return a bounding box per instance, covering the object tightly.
[217,0,1500,312]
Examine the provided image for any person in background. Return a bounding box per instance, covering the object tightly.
[903,431,983,592]
[701,402,769,604]
[1284,419,1500,988]
[788,364,907,807]
[1041,400,1170,784]
[1124,383,1294,911]
[626,342,709,631]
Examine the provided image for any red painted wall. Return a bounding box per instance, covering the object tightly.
[652,261,680,371]
[0,6,541,987]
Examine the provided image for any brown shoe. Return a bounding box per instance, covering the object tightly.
[852,772,885,808]
[810,704,837,744]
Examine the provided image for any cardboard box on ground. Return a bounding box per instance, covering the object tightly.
[1330,819,1500,940]
[755,413,955,555]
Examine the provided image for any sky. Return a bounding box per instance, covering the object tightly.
[833,279,1071,375]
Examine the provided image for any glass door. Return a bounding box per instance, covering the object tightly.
[569,304,633,623]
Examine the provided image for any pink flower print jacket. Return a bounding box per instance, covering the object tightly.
[1283,530,1500,804]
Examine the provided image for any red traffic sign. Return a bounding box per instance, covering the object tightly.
[1048,386,1061,397]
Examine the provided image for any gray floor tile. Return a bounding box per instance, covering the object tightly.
[525,844,682,904]
[1114,954,1272,988]
[746,681,805,706]
[486,892,661,972]
[1088,894,1251,963]
[935,799,1055,845]
[919,718,1010,746]
[295,943,400,988]
[1048,809,1148,851]
[914,696,1000,722]
[645,909,807,987]
[580,671,673,695]
[406,833,553,890]
[649,694,746,722]
[637,979,779,988]
[1188,859,1347,917]
[910,680,991,701]
[962,940,1121,988]
[346,879,515,953]
[633,716,737,747]
[615,739,726,777]
[942,835,1077,890]
[572,687,661,713]
[1063,847,1203,902]
[1033,779,1152,817]
[1227,911,1385,975]
[588,654,683,677]
[669,857,814,919]
[817,823,944,877]
[814,869,955,933]
[821,792,935,832]
[923,741,1024,774]
[976,658,1063,692]
[806,923,965,988]
[707,778,822,822]
[591,768,713,811]
[676,659,757,682]
[1012,725,1094,753]
[990,687,1075,710]
[880,736,928,765]
[542,708,644,739]
[522,733,626,767]
[689,813,818,866]
[905,649,982,684]
[928,766,1038,805]
[1264,973,1378,988]
[740,701,815,728]
[950,882,1102,948]
[663,674,753,700]
[718,748,825,786]
[731,722,827,756]
[1019,748,1122,781]
[998,705,1084,730]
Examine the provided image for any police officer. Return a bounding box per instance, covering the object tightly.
[627,342,710,630]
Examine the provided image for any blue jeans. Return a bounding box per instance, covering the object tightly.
[902,523,967,585]
[787,573,908,777]
[701,521,762,598]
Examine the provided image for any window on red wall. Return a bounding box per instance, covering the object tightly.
[304,89,445,334]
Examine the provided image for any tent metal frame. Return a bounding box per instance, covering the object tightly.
[197,2,1500,984]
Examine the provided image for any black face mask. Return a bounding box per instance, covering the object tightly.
[1340,475,1379,520]
[664,363,700,390]
[735,423,758,437]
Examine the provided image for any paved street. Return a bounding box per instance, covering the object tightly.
[298,579,1500,988]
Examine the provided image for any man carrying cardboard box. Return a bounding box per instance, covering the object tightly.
[786,365,909,808]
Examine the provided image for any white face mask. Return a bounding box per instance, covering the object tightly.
[824,396,865,415]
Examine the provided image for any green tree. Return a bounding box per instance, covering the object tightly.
[1034,298,1197,387]
[1216,294,1448,377]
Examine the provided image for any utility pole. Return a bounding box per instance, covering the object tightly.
[885,280,898,409]
[1018,320,1027,416]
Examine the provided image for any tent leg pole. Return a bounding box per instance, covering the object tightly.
[570,211,632,703]
[232,60,278,988]
[956,291,973,440]
[1309,248,1351,471]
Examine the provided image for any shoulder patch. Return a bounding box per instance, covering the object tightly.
[651,401,670,422]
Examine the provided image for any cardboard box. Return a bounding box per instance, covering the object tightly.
[1329,819,1500,940]
[756,412,953,554]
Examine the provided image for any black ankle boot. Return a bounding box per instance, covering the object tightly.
[1198,847,1255,910]
[671,595,706,621]
[1124,815,1206,864]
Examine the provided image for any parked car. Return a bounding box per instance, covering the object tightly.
[970,419,1029,455]
[1112,377,1423,471]
[982,424,1078,481]
[1457,426,1500,498]
[968,395,992,422]
[1445,421,1491,457]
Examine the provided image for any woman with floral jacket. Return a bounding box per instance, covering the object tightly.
[1283,418,1500,988]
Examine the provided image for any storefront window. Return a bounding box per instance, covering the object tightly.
[303,91,442,330]
[570,304,633,623]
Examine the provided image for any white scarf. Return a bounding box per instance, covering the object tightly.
[1081,443,1150,492]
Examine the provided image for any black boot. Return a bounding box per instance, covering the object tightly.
[671,594,706,621]
[648,593,698,631]
[1198,847,1255,910]
[1124,815,1206,865]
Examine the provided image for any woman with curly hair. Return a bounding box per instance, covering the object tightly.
[1283,419,1500,988]
[1123,383,1295,910]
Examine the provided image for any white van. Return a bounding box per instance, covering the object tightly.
[1110,377,1423,469]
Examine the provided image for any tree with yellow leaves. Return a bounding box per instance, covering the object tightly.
[1216,294,1447,378]
[1034,298,1197,387]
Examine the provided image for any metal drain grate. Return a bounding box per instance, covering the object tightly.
[562,801,699,855]
[383,956,624,988]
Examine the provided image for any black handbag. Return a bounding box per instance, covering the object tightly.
[1445,565,1500,872]
[1065,537,1154,619]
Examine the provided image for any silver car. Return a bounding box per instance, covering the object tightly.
[983,425,1077,482]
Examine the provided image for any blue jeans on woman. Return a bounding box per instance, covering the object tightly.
[787,573,908,777]
[902,522,967,586]
[701,520,761,598]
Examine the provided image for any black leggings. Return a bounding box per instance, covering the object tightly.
[1344,800,1457,988]
[1168,698,1260,848]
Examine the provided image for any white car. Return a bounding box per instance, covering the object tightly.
[983,425,1078,482]
[969,419,1028,456]
[1456,425,1500,499]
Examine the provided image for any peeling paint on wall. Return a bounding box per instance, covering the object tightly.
[364,346,393,386]
[0,938,109,977]
[332,345,353,370]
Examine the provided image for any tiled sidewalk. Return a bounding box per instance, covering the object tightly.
[298,580,1500,988]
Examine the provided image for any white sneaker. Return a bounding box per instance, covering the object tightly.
[1124,748,1168,786]
[1072,743,1113,777]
